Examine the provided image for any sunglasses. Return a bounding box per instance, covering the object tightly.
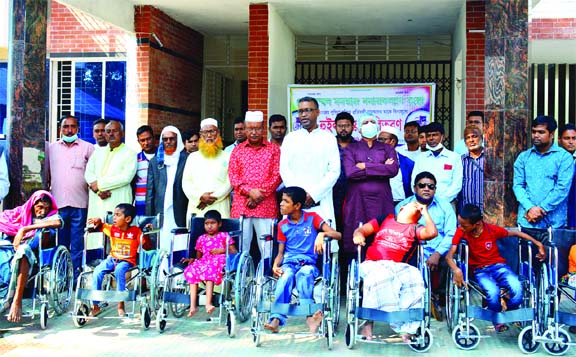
[417,183,436,190]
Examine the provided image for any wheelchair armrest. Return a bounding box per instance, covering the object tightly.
[229,230,242,238]
[171,227,189,235]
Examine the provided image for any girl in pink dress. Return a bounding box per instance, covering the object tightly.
[183,210,237,316]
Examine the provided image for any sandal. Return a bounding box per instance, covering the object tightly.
[495,323,509,332]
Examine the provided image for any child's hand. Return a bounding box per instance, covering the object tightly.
[452,268,468,289]
[353,234,366,246]
[272,265,283,278]
[210,248,223,255]
[314,233,325,254]
[180,257,195,265]
[536,243,547,261]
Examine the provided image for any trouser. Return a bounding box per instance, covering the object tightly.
[474,263,522,312]
[241,217,273,258]
[92,257,133,304]
[58,207,87,279]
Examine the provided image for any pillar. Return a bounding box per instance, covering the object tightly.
[248,3,269,120]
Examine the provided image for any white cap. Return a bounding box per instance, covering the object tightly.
[380,126,401,139]
[245,111,263,123]
[200,118,218,128]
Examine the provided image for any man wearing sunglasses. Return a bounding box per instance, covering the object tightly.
[396,171,457,321]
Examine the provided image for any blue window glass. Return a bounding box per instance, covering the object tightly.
[0,62,7,133]
[104,61,126,122]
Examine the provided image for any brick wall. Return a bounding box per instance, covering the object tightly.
[529,18,576,40]
[248,4,269,121]
[466,1,485,114]
[134,5,203,133]
[48,0,127,53]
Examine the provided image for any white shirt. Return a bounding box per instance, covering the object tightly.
[396,145,421,162]
[411,147,463,202]
[390,151,405,201]
[280,127,340,225]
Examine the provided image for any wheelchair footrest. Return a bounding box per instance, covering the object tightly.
[75,288,136,302]
[257,301,324,316]
[356,307,425,322]
[162,291,190,305]
[557,311,576,326]
[467,305,533,324]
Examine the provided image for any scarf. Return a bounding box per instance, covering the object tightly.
[0,190,58,238]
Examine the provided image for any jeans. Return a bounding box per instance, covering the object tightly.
[270,262,319,326]
[92,257,133,304]
[474,263,522,312]
[58,207,87,279]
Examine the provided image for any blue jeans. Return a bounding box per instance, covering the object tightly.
[270,262,319,326]
[474,263,522,312]
[92,257,133,304]
[58,207,87,279]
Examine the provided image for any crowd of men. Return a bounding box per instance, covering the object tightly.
[1,95,574,323]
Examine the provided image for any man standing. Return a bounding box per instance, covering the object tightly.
[182,118,232,218]
[459,125,485,213]
[92,118,108,147]
[342,114,398,253]
[182,129,200,154]
[513,116,574,231]
[85,120,137,219]
[268,114,287,147]
[224,116,247,153]
[229,111,281,254]
[46,115,94,277]
[378,126,414,205]
[135,125,156,215]
[454,111,484,155]
[280,96,340,225]
[146,126,189,249]
[333,111,356,234]
[412,122,463,204]
[397,120,421,161]
[558,123,576,229]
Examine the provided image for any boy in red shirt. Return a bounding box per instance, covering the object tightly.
[446,204,545,330]
[87,203,150,317]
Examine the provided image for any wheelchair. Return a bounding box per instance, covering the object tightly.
[0,229,74,329]
[71,213,163,329]
[344,242,433,352]
[250,222,341,349]
[445,234,540,351]
[155,215,255,337]
[534,228,576,355]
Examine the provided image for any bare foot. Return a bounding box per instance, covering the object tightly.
[264,318,280,333]
[187,306,198,318]
[7,302,22,323]
[361,321,373,340]
[401,334,414,343]
[306,310,323,333]
[117,302,126,317]
[205,304,215,315]
[91,305,101,317]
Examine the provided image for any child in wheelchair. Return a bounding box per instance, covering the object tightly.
[87,203,151,317]
[445,204,546,332]
[264,186,341,333]
[561,242,576,288]
[182,209,237,317]
[352,200,437,343]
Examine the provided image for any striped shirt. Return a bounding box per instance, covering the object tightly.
[135,151,153,215]
[459,150,485,213]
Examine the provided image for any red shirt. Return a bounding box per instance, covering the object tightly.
[365,214,423,263]
[452,222,508,270]
[228,140,282,218]
[101,224,149,266]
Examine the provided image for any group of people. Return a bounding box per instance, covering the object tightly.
[0,95,574,339]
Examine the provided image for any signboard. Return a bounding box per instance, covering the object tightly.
[288,84,435,144]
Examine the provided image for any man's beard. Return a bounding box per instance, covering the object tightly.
[199,137,223,158]
[415,192,434,205]
[337,132,353,142]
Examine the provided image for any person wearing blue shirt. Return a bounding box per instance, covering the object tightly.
[558,123,576,229]
[513,115,574,231]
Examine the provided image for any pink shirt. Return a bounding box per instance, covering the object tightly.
[47,139,94,208]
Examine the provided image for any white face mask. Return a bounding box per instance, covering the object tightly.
[426,142,444,151]
[361,122,378,139]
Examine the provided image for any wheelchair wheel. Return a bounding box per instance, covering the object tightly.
[155,307,167,332]
[537,266,551,333]
[150,250,168,312]
[518,326,541,354]
[73,302,90,328]
[331,256,341,329]
[227,310,237,338]
[345,323,356,349]
[542,328,571,356]
[346,259,358,323]
[234,253,255,322]
[326,319,334,350]
[141,305,151,329]
[409,327,433,353]
[169,270,190,318]
[49,246,74,315]
[39,302,49,330]
[452,323,480,350]
[445,269,460,332]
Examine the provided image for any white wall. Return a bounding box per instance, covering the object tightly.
[529,39,576,63]
[268,4,295,118]
[58,0,134,33]
[451,1,467,146]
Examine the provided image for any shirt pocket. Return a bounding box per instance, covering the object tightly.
[71,157,87,170]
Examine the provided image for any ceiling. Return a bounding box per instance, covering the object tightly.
[131,0,464,36]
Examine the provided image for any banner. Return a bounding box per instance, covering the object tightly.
[288,84,435,144]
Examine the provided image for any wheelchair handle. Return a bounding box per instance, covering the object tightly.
[260,234,273,241]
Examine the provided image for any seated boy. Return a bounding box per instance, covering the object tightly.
[87,203,150,317]
[264,186,341,333]
[445,204,546,331]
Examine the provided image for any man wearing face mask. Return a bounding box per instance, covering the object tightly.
[46,115,94,279]
[341,113,399,254]
[411,122,463,205]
